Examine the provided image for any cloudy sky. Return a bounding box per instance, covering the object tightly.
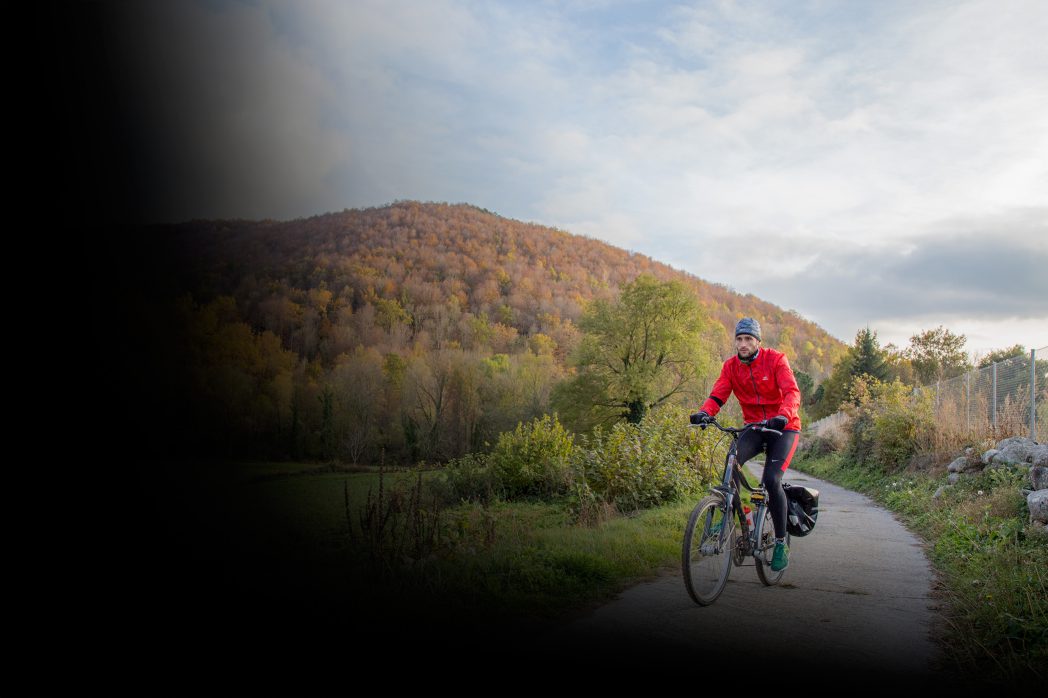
[95,0,1047,356]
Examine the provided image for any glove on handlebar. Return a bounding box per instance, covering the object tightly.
[767,415,788,431]
[690,411,711,425]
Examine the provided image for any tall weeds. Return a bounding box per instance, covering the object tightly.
[345,454,447,575]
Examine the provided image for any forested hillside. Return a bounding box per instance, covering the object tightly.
[102,201,845,463]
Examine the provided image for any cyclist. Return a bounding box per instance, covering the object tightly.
[690,317,801,571]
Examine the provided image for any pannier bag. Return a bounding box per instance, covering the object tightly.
[782,482,819,537]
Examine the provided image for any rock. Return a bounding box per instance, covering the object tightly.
[947,472,962,485]
[1028,489,1048,524]
[1028,520,1048,539]
[947,454,982,474]
[996,435,1034,450]
[1031,444,1048,468]
[964,447,975,458]
[981,449,999,465]
[933,485,950,499]
[994,437,1036,465]
[1031,466,1048,492]
[993,442,1035,465]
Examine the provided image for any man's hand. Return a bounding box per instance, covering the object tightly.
[767,415,788,431]
[690,411,712,425]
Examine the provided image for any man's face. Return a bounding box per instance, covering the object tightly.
[735,333,759,358]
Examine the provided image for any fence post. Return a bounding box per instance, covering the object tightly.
[992,361,997,432]
[1032,349,1038,441]
[966,371,971,433]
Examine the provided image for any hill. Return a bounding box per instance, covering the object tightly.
[98,201,846,463]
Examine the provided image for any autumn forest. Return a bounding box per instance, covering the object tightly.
[99,201,847,465]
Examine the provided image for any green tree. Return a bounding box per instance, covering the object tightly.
[852,327,890,382]
[976,344,1025,369]
[883,342,915,385]
[810,327,890,419]
[906,326,970,384]
[794,370,814,403]
[552,274,715,429]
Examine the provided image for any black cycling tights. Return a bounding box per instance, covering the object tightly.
[735,429,800,540]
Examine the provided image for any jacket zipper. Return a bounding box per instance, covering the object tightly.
[747,361,767,421]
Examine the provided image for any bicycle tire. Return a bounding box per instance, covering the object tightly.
[754,504,790,586]
[682,494,734,605]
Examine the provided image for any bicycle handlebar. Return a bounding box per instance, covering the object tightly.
[688,416,783,438]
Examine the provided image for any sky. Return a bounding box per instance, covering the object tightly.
[93,0,1048,358]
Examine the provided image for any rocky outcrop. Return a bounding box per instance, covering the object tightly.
[991,437,1041,466]
[937,435,1048,528]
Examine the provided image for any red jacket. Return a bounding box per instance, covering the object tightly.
[700,347,802,431]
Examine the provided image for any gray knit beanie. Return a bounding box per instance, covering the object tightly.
[735,317,761,341]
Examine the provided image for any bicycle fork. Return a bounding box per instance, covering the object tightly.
[703,485,742,556]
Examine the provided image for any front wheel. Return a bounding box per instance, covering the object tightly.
[755,505,790,586]
[682,494,734,605]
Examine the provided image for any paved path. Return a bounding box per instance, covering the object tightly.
[534,462,980,692]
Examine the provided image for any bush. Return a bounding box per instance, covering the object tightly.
[844,376,934,472]
[572,405,720,513]
[797,432,843,460]
[436,452,498,505]
[488,414,577,499]
[874,383,934,471]
[440,406,725,519]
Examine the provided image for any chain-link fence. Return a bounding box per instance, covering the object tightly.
[807,346,1047,443]
[921,346,1046,442]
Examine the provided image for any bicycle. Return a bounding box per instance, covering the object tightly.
[682,416,790,606]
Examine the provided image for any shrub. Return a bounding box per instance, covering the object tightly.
[844,376,934,473]
[798,432,843,460]
[843,377,878,468]
[488,413,577,499]
[874,383,934,471]
[436,452,498,505]
[572,405,720,513]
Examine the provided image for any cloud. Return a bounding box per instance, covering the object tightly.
[741,208,1048,346]
[90,0,1047,351]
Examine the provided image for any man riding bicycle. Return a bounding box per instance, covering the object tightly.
[690,317,801,572]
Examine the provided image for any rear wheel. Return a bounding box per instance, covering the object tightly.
[755,505,790,586]
[682,494,734,605]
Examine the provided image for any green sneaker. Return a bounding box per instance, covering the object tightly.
[771,541,789,571]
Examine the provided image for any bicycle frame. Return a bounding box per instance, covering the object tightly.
[695,419,781,560]
[682,416,791,605]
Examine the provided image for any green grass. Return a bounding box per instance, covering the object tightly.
[176,452,1046,688]
[178,460,700,631]
[794,452,1047,687]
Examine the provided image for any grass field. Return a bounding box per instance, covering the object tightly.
[157,460,705,634]
[139,455,1043,690]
